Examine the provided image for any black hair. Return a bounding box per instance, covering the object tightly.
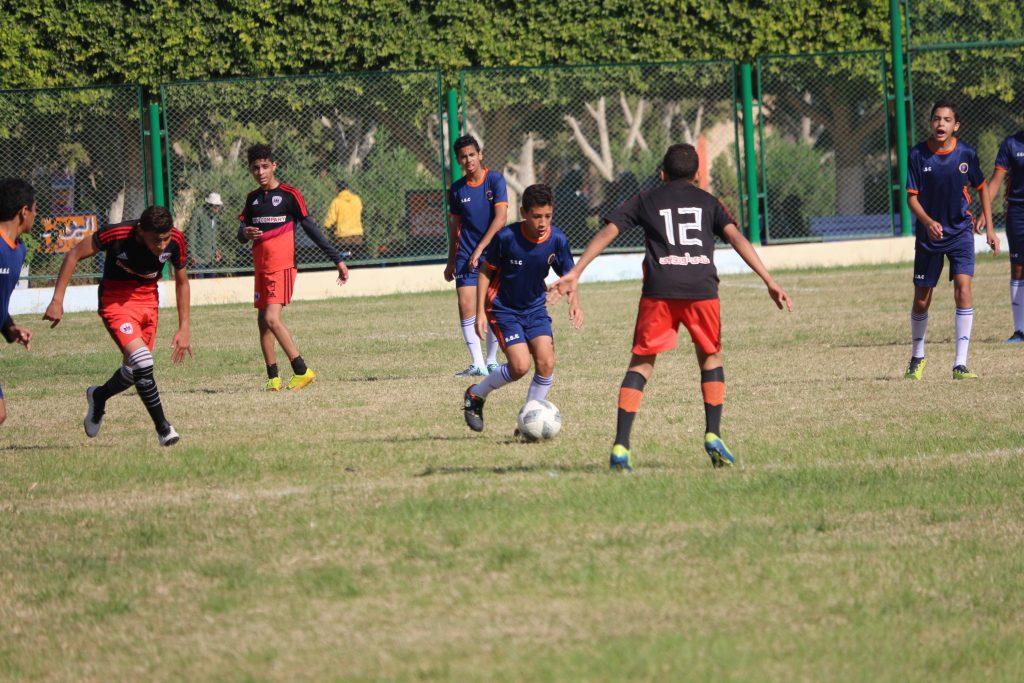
[662,144,699,181]
[930,100,960,123]
[139,205,174,233]
[0,178,35,222]
[336,178,348,190]
[247,143,274,165]
[521,183,554,210]
[453,134,481,155]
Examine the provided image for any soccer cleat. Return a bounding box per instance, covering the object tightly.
[903,356,926,380]
[455,365,487,378]
[609,444,633,472]
[463,386,485,432]
[265,377,282,392]
[84,385,105,438]
[1005,331,1024,344]
[952,365,978,379]
[486,362,500,374]
[159,425,180,447]
[287,369,316,391]
[704,433,735,468]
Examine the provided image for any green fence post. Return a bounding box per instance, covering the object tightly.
[890,0,912,236]
[147,100,165,207]
[446,88,462,183]
[740,63,761,244]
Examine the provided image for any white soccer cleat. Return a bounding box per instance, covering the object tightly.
[84,385,104,438]
[159,425,180,447]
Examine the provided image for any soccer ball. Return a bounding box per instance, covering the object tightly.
[516,399,562,441]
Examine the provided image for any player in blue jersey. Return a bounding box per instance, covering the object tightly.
[0,179,36,426]
[445,135,508,377]
[984,129,1024,342]
[462,183,582,433]
[904,101,997,380]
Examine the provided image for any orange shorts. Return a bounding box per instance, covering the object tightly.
[254,267,296,309]
[100,302,158,351]
[632,297,721,355]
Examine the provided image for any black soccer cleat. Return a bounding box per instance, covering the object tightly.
[463,386,485,432]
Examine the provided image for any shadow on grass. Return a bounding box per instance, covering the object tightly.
[0,443,72,452]
[415,461,654,477]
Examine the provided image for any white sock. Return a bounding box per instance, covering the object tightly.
[485,328,500,366]
[474,364,512,398]
[911,311,928,358]
[526,374,553,402]
[1011,280,1024,332]
[461,317,485,368]
[954,307,973,367]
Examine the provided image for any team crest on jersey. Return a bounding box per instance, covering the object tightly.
[119,322,134,334]
[272,196,283,206]
[158,252,171,263]
[547,253,555,265]
[485,190,494,201]
[959,162,969,174]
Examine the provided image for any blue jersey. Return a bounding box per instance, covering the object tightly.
[448,169,508,258]
[994,131,1024,206]
[0,233,26,327]
[908,138,986,250]
[482,222,574,312]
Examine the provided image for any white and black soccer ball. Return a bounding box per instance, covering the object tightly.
[516,399,562,441]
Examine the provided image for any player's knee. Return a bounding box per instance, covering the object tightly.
[534,357,555,376]
[507,357,530,380]
[127,346,154,372]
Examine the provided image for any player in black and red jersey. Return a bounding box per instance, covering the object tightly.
[44,206,192,446]
[237,144,349,391]
[549,144,793,471]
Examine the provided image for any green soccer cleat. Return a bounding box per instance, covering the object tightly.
[904,356,926,380]
[704,433,735,468]
[486,362,500,374]
[265,377,282,392]
[287,369,316,391]
[952,365,978,379]
[463,386,485,432]
[609,444,633,472]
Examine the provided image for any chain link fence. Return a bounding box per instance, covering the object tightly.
[0,85,147,283]
[460,61,741,250]
[161,70,446,276]
[757,51,895,243]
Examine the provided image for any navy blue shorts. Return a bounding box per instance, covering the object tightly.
[453,255,479,288]
[913,237,975,288]
[0,382,4,399]
[1006,206,1024,266]
[487,307,553,349]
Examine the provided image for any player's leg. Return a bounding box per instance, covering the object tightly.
[256,308,281,390]
[906,247,941,380]
[1005,209,1024,342]
[0,394,6,426]
[950,240,977,378]
[88,306,143,437]
[525,335,555,402]
[463,312,523,431]
[121,334,178,445]
[678,298,732,468]
[455,283,486,377]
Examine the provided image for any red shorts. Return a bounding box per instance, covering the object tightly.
[100,302,158,351]
[254,268,296,309]
[632,297,721,355]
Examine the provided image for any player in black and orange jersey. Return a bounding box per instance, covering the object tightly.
[237,144,349,391]
[44,206,192,446]
[549,144,793,471]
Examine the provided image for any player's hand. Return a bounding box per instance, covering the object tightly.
[469,247,484,270]
[12,325,32,351]
[475,314,488,343]
[927,221,943,241]
[987,229,1000,255]
[569,302,584,330]
[547,271,580,304]
[243,226,263,241]
[973,214,986,234]
[443,262,455,282]
[767,281,794,312]
[42,300,63,328]
[170,330,193,364]
[336,261,349,286]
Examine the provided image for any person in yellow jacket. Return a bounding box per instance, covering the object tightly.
[323,179,363,256]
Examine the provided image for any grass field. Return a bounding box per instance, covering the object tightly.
[2,256,1023,682]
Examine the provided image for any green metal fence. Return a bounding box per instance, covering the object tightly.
[0,85,146,281]
[160,69,446,275]
[460,61,742,250]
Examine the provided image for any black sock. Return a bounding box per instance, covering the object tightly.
[615,371,647,449]
[266,363,279,380]
[701,367,725,436]
[290,356,307,375]
[134,365,170,434]
[93,365,134,405]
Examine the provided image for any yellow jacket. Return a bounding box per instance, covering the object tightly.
[324,189,363,238]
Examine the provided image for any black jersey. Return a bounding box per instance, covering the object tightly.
[604,180,735,300]
[94,220,186,300]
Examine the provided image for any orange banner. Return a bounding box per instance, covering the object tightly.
[39,214,99,254]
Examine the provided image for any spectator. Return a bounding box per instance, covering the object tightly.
[324,179,364,257]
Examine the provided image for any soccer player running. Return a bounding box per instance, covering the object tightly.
[238,144,349,391]
[984,127,1024,342]
[462,184,582,433]
[548,144,792,472]
[43,206,191,446]
[0,179,36,426]
[445,134,508,377]
[904,101,997,380]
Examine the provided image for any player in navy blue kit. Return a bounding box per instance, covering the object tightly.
[0,178,36,427]
[462,184,582,433]
[445,135,508,377]
[984,129,1024,342]
[904,101,997,380]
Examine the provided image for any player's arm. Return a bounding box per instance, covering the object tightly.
[547,221,620,303]
[566,284,583,330]
[907,193,942,240]
[475,262,495,341]
[170,263,193,363]
[468,202,509,269]
[722,223,793,311]
[298,217,348,285]
[42,236,100,327]
[986,167,1007,205]
[444,213,460,281]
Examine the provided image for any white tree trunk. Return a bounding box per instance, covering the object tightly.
[620,93,649,154]
[565,96,614,182]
